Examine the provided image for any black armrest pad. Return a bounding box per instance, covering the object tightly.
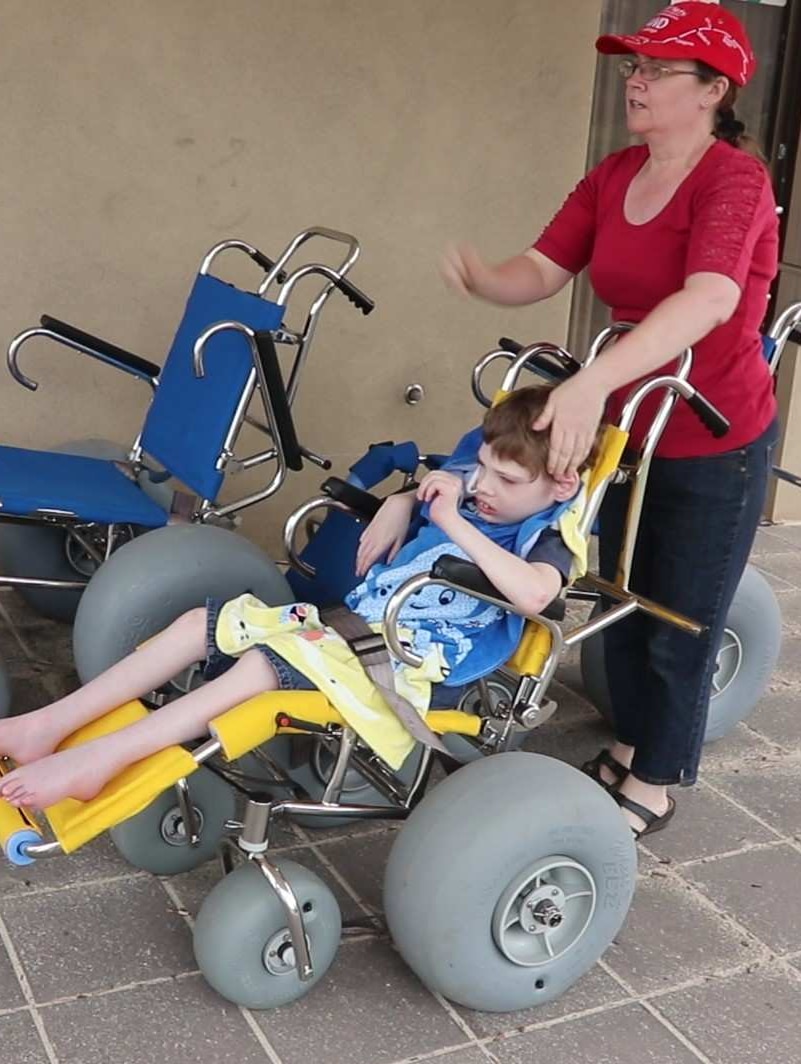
[322,477,383,520]
[253,331,304,472]
[431,554,566,621]
[40,315,160,380]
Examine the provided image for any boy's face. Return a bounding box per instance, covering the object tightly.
[468,443,577,524]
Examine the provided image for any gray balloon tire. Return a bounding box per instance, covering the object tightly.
[193,858,342,1009]
[72,523,293,683]
[579,563,782,745]
[108,766,237,875]
[383,751,637,1013]
[0,438,173,623]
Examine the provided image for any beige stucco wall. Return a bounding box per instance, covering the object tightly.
[1,0,600,551]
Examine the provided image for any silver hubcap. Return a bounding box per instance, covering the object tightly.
[712,627,743,699]
[492,857,596,967]
[263,929,298,975]
[160,806,204,847]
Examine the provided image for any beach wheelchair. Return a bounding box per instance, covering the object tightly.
[0,333,743,1014]
[0,226,374,635]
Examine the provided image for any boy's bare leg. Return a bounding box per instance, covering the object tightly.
[0,649,277,810]
[0,608,208,766]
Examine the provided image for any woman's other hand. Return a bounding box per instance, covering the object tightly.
[440,243,492,297]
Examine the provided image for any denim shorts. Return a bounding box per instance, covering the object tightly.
[203,598,466,708]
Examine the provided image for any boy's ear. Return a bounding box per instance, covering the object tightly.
[552,470,580,501]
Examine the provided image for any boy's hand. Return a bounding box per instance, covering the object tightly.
[355,494,415,577]
[417,471,464,529]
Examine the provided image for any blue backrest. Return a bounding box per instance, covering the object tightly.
[139,273,284,500]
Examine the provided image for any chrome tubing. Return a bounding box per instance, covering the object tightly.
[252,854,314,981]
[766,301,801,376]
[321,728,359,805]
[283,495,366,579]
[258,226,360,295]
[500,342,577,393]
[192,321,289,521]
[199,238,272,277]
[471,349,515,408]
[7,327,159,392]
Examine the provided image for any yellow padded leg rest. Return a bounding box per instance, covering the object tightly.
[210,691,344,761]
[43,700,198,855]
[210,692,485,763]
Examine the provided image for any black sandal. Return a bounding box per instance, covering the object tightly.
[614,792,677,840]
[580,749,629,791]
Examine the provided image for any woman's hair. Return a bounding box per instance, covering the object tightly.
[482,385,602,477]
[695,61,767,165]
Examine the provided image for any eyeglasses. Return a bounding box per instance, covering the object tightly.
[617,57,702,82]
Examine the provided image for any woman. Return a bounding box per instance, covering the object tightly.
[441,2,779,839]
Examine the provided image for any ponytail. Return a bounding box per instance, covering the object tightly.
[695,61,768,165]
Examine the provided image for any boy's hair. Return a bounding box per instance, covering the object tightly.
[482,385,602,477]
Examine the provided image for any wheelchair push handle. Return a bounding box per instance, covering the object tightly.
[686,390,730,438]
[333,274,375,316]
[199,239,288,285]
[275,263,375,316]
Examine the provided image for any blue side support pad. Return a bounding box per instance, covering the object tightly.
[287,510,363,606]
[348,441,420,491]
[5,828,41,867]
[140,274,285,501]
[762,335,777,365]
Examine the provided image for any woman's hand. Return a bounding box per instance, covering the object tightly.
[533,371,606,477]
[440,244,494,298]
[417,470,465,531]
[355,494,415,577]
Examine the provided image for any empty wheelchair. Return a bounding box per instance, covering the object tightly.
[0,226,374,630]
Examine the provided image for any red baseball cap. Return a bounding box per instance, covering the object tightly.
[596,2,757,87]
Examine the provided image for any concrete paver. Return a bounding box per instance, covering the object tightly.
[1,526,800,1064]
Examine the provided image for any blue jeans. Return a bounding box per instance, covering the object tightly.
[598,419,779,786]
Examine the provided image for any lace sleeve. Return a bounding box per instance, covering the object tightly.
[685,153,774,289]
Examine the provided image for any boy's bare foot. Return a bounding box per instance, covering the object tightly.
[0,746,113,809]
[0,712,66,766]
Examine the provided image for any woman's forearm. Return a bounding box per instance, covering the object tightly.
[587,275,740,398]
[472,252,571,306]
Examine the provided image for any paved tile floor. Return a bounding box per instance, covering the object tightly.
[1,522,800,1064]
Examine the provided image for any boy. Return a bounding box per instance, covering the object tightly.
[0,387,593,810]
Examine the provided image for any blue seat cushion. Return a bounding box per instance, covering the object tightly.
[0,447,170,526]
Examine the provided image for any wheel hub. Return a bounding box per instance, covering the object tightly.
[160,806,204,847]
[712,627,743,699]
[264,929,301,975]
[492,857,596,967]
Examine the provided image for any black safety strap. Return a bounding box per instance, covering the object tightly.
[320,605,450,756]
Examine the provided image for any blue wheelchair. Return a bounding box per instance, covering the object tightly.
[0,227,374,712]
